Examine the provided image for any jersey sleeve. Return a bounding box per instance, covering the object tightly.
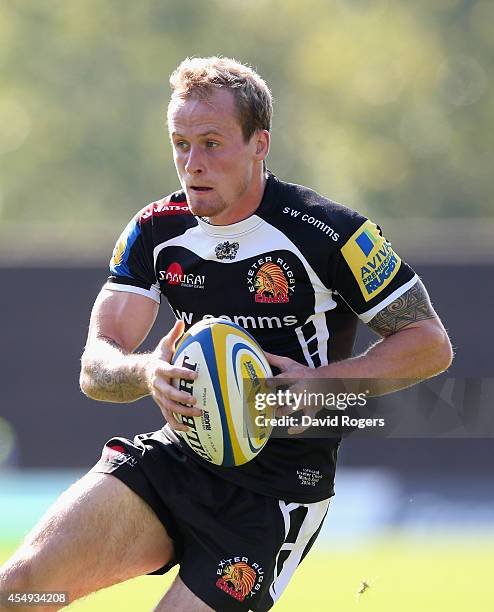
[104,210,161,303]
[332,217,418,323]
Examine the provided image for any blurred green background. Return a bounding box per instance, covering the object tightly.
[1,0,493,263]
[1,1,493,610]
[2,540,493,611]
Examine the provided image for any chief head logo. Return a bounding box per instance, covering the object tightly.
[220,562,257,599]
[254,262,289,303]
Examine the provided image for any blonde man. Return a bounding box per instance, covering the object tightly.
[0,57,452,611]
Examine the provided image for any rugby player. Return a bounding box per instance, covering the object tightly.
[0,57,453,611]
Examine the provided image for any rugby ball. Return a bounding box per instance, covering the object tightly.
[171,318,273,467]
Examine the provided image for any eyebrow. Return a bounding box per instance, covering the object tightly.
[171,130,224,138]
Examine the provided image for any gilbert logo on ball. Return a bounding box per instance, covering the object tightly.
[171,318,273,467]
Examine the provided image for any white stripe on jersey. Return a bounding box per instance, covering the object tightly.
[306,311,331,367]
[103,281,161,303]
[268,498,330,604]
[295,325,315,368]
[359,274,419,323]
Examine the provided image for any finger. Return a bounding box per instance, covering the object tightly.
[164,397,202,419]
[151,379,200,413]
[269,377,300,397]
[154,395,201,431]
[161,405,189,432]
[166,319,185,346]
[285,381,305,395]
[287,423,310,435]
[171,400,202,417]
[148,366,197,400]
[156,320,186,359]
[164,383,198,408]
[157,362,199,381]
[264,351,293,371]
[271,371,292,380]
[276,404,296,417]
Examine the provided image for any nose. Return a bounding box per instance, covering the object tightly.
[184,145,204,175]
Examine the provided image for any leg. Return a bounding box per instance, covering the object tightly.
[0,472,174,611]
[171,496,330,611]
[154,576,214,611]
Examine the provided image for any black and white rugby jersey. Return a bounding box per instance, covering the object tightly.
[106,171,418,502]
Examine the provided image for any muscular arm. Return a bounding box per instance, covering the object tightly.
[267,279,453,394]
[80,288,200,430]
[327,279,453,381]
[79,289,158,402]
[366,279,435,336]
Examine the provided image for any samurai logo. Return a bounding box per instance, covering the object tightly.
[216,557,264,602]
[215,241,239,260]
[254,262,289,303]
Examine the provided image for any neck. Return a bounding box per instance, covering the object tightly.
[208,165,267,226]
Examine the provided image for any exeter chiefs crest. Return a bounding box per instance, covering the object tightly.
[215,240,239,260]
[254,262,289,303]
[216,557,264,602]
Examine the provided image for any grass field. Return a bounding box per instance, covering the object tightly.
[1,537,491,611]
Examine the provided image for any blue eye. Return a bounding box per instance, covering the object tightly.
[206,141,219,148]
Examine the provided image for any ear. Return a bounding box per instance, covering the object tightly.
[253,130,270,161]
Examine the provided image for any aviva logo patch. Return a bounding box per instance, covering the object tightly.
[341,220,401,301]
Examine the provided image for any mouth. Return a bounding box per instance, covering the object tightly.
[189,186,213,192]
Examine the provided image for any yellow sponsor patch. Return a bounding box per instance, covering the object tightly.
[112,237,126,266]
[341,220,401,302]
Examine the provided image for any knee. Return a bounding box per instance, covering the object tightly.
[0,552,70,611]
[0,550,43,593]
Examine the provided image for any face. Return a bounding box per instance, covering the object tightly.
[168,89,268,224]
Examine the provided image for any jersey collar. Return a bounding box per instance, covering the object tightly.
[195,171,276,237]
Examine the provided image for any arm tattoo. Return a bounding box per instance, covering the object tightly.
[367,279,436,337]
[81,337,149,403]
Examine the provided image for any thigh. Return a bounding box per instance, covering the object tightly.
[178,495,330,611]
[155,576,214,611]
[2,471,174,600]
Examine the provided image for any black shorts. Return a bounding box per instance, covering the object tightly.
[91,430,330,611]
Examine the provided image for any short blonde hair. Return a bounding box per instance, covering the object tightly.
[169,56,273,141]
